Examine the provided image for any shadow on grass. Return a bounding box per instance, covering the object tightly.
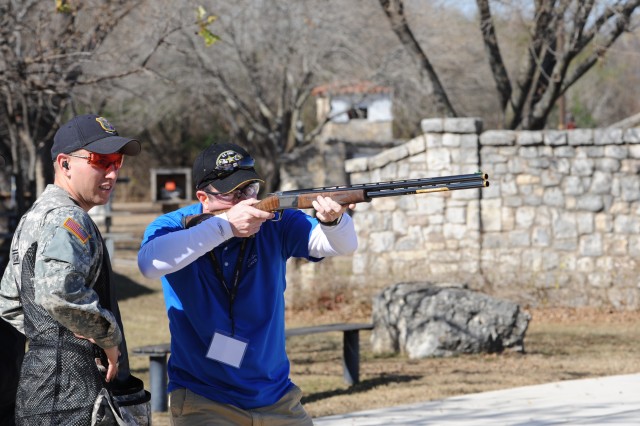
[301,374,421,404]
[113,271,155,300]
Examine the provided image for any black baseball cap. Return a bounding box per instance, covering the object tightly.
[193,142,263,193]
[51,114,141,161]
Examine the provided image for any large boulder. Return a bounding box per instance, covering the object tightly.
[371,282,531,358]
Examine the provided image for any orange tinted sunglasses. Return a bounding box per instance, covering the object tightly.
[68,152,124,170]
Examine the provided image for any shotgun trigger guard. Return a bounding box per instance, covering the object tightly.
[270,211,283,222]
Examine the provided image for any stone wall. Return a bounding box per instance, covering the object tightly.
[478,122,640,308]
[288,117,640,310]
[341,118,485,304]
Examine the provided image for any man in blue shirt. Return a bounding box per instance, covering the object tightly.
[138,142,357,425]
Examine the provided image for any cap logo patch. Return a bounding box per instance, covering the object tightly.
[63,217,90,244]
[95,117,117,134]
[216,150,243,169]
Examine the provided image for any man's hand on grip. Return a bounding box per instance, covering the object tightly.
[226,199,274,237]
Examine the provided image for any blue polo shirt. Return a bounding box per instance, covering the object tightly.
[140,203,320,409]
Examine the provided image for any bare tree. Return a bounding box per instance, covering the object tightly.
[379,0,640,130]
[119,0,398,192]
[378,0,458,117]
[0,0,143,214]
[479,0,640,129]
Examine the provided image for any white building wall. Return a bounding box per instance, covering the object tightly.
[328,94,392,123]
[367,97,392,122]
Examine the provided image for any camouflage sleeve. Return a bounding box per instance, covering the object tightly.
[35,209,122,349]
[0,259,24,334]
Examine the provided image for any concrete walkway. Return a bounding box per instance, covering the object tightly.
[314,373,640,425]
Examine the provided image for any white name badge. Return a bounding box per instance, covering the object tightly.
[206,331,248,368]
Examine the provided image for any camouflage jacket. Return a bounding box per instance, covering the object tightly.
[0,184,122,349]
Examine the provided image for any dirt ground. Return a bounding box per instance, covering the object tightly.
[118,266,640,425]
[285,305,640,418]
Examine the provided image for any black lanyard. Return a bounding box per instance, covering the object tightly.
[208,239,249,336]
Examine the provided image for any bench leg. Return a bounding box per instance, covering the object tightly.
[149,354,168,412]
[342,330,360,386]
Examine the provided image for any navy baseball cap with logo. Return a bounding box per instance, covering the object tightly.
[51,114,141,161]
[193,142,263,193]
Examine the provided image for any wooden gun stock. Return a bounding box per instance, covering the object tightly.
[260,189,371,211]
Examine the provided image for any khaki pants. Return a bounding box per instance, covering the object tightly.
[169,385,313,426]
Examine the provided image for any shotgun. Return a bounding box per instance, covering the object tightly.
[184,172,489,228]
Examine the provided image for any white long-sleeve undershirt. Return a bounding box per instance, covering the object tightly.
[137,213,357,279]
[308,214,357,258]
[137,213,234,279]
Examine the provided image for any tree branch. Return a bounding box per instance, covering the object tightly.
[378,0,457,117]
[476,0,511,110]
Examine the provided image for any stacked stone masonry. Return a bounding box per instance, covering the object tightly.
[342,118,640,309]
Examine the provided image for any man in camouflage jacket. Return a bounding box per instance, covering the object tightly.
[0,115,142,425]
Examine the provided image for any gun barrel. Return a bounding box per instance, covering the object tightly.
[274,172,489,196]
[367,178,489,198]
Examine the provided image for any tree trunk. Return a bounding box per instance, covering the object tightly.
[378,0,457,117]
